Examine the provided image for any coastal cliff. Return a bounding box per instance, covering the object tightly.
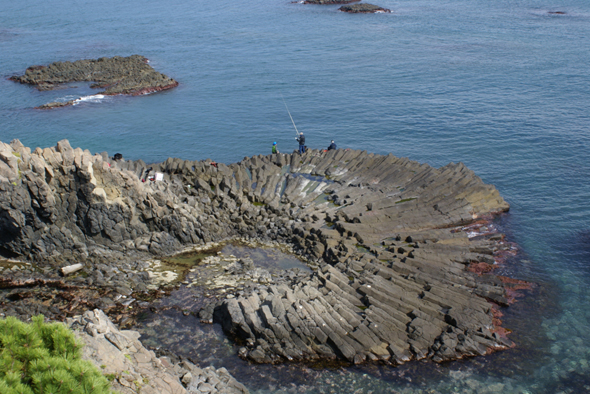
[0,139,516,369]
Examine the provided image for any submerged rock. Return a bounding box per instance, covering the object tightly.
[339,4,391,13]
[10,55,178,109]
[0,139,518,367]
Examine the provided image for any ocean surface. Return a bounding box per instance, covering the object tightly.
[1,0,590,392]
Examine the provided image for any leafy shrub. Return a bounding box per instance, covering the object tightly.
[0,315,114,394]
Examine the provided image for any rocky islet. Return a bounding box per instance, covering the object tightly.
[303,0,358,4]
[339,4,391,13]
[0,139,526,390]
[9,55,178,109]
[302,0,391,13]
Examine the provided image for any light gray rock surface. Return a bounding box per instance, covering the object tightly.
[68,309,248,394]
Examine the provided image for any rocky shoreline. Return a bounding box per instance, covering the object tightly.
[68,309,248,394]
[0,139,524,390]
[9,55,178,109]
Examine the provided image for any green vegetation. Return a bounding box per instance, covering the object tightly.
[355,244,371,253]
[103,374,116,382]
[0,315,114,394]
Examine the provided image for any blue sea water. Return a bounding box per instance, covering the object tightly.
[1,0,590,392]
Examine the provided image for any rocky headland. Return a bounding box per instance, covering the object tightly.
[339,4,391,13]
[0,138,523,385]
[9,55,178,109]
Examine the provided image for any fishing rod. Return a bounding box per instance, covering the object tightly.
[281,95,300,138]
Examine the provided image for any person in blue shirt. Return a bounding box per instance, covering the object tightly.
[327,140,337,150]
[272,141,279,154]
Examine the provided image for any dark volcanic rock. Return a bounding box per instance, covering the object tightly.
[339,3,391,13]
[10,55,178,109]
[0,139,520,367]
[304,0,359,4]
[37,101,75,110]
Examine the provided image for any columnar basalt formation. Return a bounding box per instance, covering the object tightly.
[9,55,178,109]
[0,139,515,366]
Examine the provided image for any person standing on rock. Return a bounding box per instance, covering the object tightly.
[327,140,337,151]
[296,132,306,154]
[272,142,279,154]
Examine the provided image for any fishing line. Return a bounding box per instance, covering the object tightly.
[281,94,300,138]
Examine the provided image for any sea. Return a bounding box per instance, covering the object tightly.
[1,0,589,392]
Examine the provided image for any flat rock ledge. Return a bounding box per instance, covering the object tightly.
[68,309,248,394]
[9,55,178,109]
[0,139,516,367]
[339,4,391,13]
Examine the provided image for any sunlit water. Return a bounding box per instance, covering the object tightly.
[1,0,590,392]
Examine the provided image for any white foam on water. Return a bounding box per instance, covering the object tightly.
[57,95,79,103]
[72,94,106,105]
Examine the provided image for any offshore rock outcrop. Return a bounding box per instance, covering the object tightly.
[0,139,515,366]
[339,4,391,13]
[303,0,359,4]
[9,55,178,109]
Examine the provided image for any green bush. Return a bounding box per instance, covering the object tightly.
[0,315,114,394]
